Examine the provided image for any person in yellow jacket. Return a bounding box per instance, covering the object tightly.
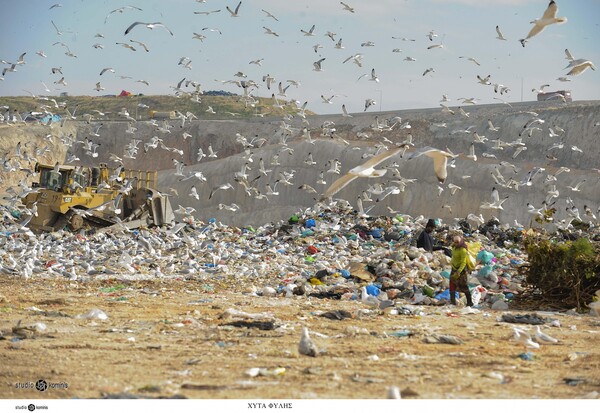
[449,235,473,306]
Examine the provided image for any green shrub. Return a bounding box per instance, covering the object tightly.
[524,236,600,311]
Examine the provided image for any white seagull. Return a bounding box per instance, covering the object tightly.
[226,1,242,17]
[99,67,115,76]
[105,5,143,24]
[495,25,507,40]
[477,74,491,85]
[459,56,481,66]
[124,21,174,36]
[512,327,540,349]
[565,59,596,76]
[189,185,199,200]
[298,327,319,357]
[564,48,575,61]
[301,24,316,36]
[534,325,558,344]
[466,143,477,161]
[519,0,567,47]
[261,9,278,21]
[263,27,279,37]
[313,57,326,71]
[567,179,586,192]
[320,147,405,200]
[369,68,379,82]
[340,1,355,13]
[407,147,458,183]
[342,104,352,117]
[423,68,435,76]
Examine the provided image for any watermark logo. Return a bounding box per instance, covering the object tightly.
[15,378,68,393]
[34,380,48,392]
[14,404,47,411]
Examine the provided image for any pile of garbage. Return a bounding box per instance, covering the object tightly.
[1,201,598,313]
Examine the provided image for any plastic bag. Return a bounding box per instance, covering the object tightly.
[466,241,481,270]
[477,249,494,264]
[471,287,483,306]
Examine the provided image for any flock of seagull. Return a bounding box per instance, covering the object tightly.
[0,5,597,395]
[0,1,598,232]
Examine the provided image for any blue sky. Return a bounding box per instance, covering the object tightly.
[0,0,598,114]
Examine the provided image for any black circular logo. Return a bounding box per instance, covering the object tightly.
[27,404,35,411]
[35,380,48,392]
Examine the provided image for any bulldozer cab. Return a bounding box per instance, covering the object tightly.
[41,170,63,191]
[37,165,88,194]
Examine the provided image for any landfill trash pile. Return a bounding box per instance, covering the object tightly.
[2,201,600,400]
[1,201,599,313]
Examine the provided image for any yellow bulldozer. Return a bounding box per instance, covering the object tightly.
[21,162,174,232]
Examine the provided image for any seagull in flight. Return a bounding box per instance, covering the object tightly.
[209,183,233,199]
[477,74,491,85]
[130,40,150,52]
[519,0,567,47]
[261,9,278,21]
[465,142,477,161]
[564,48,575,61]
[481,187,509,210]
[407,147,458,183]
[263,27,279,37]
[340,1,355,13]
[567,179,586,192]
[532,83,550,93]
[301,24,316,36]
[99,67,115,76]
[564,59,596,76]
[459,56,481,66]
[105,5,143,24]
[343,53,363,66]
[342,104,352,117]
[313,57,326,71]
[194,9,221,15]
[364,98,376,111]
[487,119,500,132]
[422,68,435,76]
[320,147,405,200]
[124,21,174,36]
[495,25,507,40]
[369,68,379,82]
[226,1,242,17]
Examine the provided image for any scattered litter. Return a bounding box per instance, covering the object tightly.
[76,309,108,320]
[564,377,587,386]
[517,352,535,361]
[224,320,277,330]
[219,308,274,321]
[424,334,464,345]
[320,310,353,320]
[501,313,547,325]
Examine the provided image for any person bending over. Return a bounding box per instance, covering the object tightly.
[416,219,451,257]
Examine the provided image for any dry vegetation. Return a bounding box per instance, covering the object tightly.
[0,94,308,122]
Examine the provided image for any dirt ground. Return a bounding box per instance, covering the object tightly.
[1,276,599,400]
